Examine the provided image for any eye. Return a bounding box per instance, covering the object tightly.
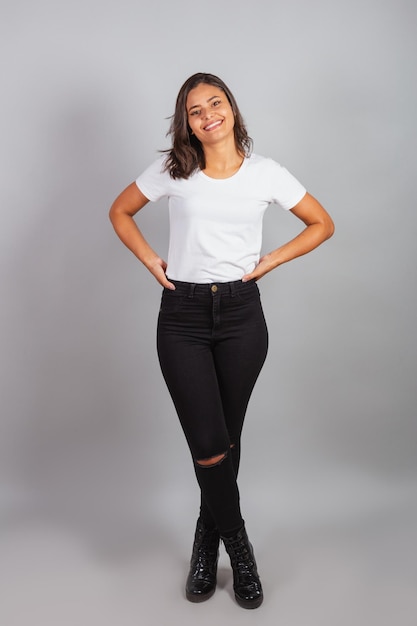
[189,109,200,116]
[212,99,221,107]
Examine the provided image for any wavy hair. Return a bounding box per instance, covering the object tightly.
[162,73,252,179]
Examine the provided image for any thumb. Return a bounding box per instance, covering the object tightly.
[242,272,255,283]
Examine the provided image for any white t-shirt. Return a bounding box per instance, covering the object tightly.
[135,153,306,283]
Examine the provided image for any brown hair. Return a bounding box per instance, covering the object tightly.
[162,73,252,179]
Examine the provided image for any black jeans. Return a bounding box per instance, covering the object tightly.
[157,279,268,535]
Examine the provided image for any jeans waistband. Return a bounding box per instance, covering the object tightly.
[167,279,255,297]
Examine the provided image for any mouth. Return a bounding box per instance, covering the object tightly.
[203,119,223,131]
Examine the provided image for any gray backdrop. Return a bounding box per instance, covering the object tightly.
[1,0,416,624]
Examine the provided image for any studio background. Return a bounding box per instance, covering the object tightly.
[1,1,416,624]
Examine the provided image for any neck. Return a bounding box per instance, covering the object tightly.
[202,139,244,176]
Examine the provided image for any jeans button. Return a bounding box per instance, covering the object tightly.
[211,285,218,293]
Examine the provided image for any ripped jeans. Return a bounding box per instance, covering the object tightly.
[157,279,268,535]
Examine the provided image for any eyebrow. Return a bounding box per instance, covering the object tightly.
[188,95,220,112]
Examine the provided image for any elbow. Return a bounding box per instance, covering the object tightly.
[321,213,335,240]
[109,200,122,226]
[325,216,335,240]
[108,204,116,225]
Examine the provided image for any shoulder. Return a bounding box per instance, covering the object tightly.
[243,153,306,207]
[243,153,287,179]
[135,154,172,201]
[136,154,172,185]
[247,153,284,170]
[138,154,169,176]
[244,153,287,178]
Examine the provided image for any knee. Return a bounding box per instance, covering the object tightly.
[195,451,227,468]
[195,443,235,468]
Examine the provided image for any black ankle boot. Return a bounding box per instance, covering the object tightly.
[221,525,263,609]
[185,518,220,602]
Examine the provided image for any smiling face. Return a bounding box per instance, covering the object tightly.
[186,83,235,148]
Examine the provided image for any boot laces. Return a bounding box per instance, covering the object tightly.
[228,539,255,572]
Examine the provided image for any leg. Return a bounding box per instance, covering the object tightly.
[212,283,267,609]
[199,286,268,525]
[157,295,244,535]
[157,281,267,607]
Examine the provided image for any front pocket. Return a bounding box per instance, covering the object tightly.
[159,291,184,314]
[235,282,260,303]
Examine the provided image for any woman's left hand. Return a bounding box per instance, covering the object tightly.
[242,254,275,282]
[242,192,334,282]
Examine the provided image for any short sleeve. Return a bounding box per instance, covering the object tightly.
[135,155,171,202]
[267,159,307,210]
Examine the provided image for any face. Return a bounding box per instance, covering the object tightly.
[186,83,235,146]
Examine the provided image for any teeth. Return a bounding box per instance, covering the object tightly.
[204,120,222,131]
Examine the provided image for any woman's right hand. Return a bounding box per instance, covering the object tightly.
[109,182,175,289]
[146,257,176,290]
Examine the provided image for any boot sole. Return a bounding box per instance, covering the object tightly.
[235,593,264,609]
[186,587,216,603]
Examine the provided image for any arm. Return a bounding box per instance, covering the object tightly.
[109,182,175,289]
[242,192,335,282]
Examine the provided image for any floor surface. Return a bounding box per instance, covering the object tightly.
[1,476,416,626]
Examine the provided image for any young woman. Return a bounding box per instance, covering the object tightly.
[109,73,334,609]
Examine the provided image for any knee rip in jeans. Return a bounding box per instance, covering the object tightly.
[195,443,235,468]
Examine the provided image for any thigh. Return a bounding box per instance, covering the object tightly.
[157,293,230,460]
[213,284,269,441]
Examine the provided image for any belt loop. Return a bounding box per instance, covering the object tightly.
[188,283,196,298]
[229,281,236,297]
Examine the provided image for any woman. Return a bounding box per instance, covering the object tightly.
[109,72,334,609]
